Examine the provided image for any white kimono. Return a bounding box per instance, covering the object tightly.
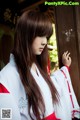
[0,54,80,120]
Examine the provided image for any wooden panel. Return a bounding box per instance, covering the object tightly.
[54,6,80,104]
[74,5,80,104]
[74,6,80,69]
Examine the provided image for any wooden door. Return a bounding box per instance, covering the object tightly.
[54,5,80,104]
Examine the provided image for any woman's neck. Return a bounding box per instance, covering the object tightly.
[31,63,39,76]
[31,63,36,72]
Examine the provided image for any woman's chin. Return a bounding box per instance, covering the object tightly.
[35,52,42,55]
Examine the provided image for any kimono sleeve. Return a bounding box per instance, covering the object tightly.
[0,73,21,120]
[60,66,80,119]
[51,66,80,119]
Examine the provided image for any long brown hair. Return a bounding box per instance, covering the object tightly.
[12,10,59,120]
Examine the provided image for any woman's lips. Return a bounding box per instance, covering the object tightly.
[39,48,44,51]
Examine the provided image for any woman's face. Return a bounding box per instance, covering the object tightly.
[32,36,47,55]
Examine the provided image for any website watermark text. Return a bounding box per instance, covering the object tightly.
[45,1,80,6]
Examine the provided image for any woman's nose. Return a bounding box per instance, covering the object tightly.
[41,43,46,46]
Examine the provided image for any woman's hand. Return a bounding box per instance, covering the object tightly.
[62,51,71,67]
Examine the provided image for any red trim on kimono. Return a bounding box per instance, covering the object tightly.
[61,69,74,108]
[42,113,60,120]
[70,94,74,108]
[60,69,67,78]
[47,57,51,75]
[0,83,10,93]
[72,110,80,118]
[67,80,71,93]
[65,65,70,71]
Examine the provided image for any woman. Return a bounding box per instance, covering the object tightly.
[0,10,80,120]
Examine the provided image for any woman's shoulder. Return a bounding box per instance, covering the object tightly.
[1,62,16,75]
[0,59,19,85]
[0,56,21,92]
[0,54,18,76]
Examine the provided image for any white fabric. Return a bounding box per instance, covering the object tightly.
[0,54,30,120]
[0,54,80,120]
[30,66,55,118]
[51,67,80,119]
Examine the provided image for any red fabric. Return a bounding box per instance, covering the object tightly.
[0,83,10,93]
[61,69,67,78]
[72,110,80,118]
[42,113,60,120]
[65,65,70,71]
[47,57,51,75]
[70,95,74,108]
[67,81,71,93]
